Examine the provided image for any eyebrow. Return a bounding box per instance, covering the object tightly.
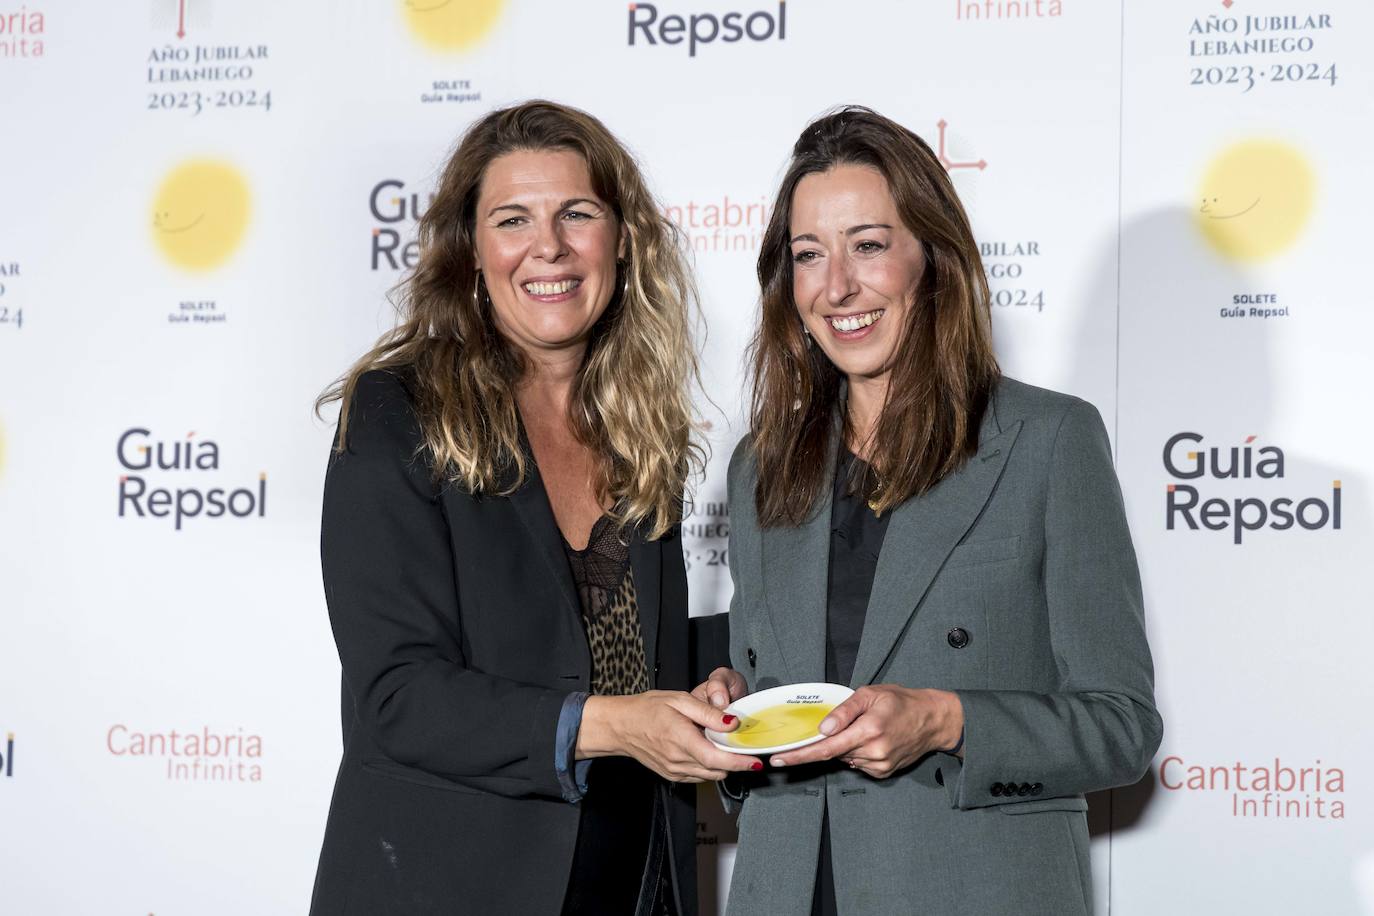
[789,223,892,244]
[487,197,605,219]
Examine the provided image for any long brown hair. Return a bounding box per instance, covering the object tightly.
[750,106,1000,526]
[319,100,701,539]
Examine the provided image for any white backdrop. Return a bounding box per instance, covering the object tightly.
[1,1,1371,913]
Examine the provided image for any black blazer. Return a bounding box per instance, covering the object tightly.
[309,369,698,916]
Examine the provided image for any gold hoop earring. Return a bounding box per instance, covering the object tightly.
[472,277,487,311]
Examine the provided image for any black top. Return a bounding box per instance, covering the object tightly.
[815,449,892,916]
[825,450,892,685]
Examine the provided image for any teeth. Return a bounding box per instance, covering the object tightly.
[524,279,579,296]
[828,309,884,332]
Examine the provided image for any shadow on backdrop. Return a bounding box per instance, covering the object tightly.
[1074,204,1367,846]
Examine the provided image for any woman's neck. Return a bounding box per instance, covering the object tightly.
[516,344,586,421]
[844,373,889,460]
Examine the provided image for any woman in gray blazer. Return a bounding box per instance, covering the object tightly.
[696,107,1162,916]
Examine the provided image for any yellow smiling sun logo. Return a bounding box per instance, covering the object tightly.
[151,160,251,271]
[1196,140,1315,262]
[402,0,505,51]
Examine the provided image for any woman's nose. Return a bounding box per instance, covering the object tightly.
[826,256,858,306]
[532,218,568,261]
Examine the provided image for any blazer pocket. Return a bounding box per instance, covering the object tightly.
[998,795,1089,815]
[944,535,1021,570]
[361,759,487,796]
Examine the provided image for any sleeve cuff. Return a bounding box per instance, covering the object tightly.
[555,692,591,803]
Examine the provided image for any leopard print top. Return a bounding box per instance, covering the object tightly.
[563,516,650,697]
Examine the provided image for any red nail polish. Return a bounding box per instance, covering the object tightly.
[722,714,737,725]
[750,761,763,771]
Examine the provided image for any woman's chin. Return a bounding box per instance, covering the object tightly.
[499,321,598,356]
[821,351,895,384]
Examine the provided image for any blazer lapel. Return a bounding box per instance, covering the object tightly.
[629,531,661,683]
[761,440,839,685]
[506,460,583,632]
[848,416,1022,688]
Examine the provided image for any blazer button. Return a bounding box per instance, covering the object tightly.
[990,783,1004,797]
[1017,783,1032,796]
[747,647,757,667]
[946,627,970,649]
[1030,783,1044,796]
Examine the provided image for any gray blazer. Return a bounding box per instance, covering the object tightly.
[723,377,1162,916]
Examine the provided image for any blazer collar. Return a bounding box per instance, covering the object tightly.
[760,391,1019,687]
[506,458,584,636]
[760,421,841,686]
[628,525,662,682]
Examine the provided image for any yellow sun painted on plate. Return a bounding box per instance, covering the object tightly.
[1196,140,1315,262]
[402,0,504,51]
[151,160,251,272]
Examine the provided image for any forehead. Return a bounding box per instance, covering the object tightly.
[478,148,597,203]
[790,164,897,231]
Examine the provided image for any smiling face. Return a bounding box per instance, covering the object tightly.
[472,148,623,365]
[789,164,926,386]
[1196,139,1314,262]
[151,160,251,271]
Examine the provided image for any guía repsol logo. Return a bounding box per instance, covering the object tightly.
[370,178,433,271]
[1163,432,1340,544]
[117,428,266,531]
[628,2,787,57]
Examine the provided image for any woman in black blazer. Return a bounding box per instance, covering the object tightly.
[309,101,760,916]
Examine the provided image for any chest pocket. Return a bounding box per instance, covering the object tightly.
[943,535,1021,570]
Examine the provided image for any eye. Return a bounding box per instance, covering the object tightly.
[497,216,526,228]
[562,209,594,222]
[855,240,884,254]
[792,250,819,264]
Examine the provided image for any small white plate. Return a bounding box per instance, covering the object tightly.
[705,682,854,756]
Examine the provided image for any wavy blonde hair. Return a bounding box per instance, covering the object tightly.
[319,100,702,539]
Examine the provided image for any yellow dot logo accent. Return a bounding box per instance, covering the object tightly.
[402,0,505,51]
[151,160,252,272]
[1196,140,1315,262]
